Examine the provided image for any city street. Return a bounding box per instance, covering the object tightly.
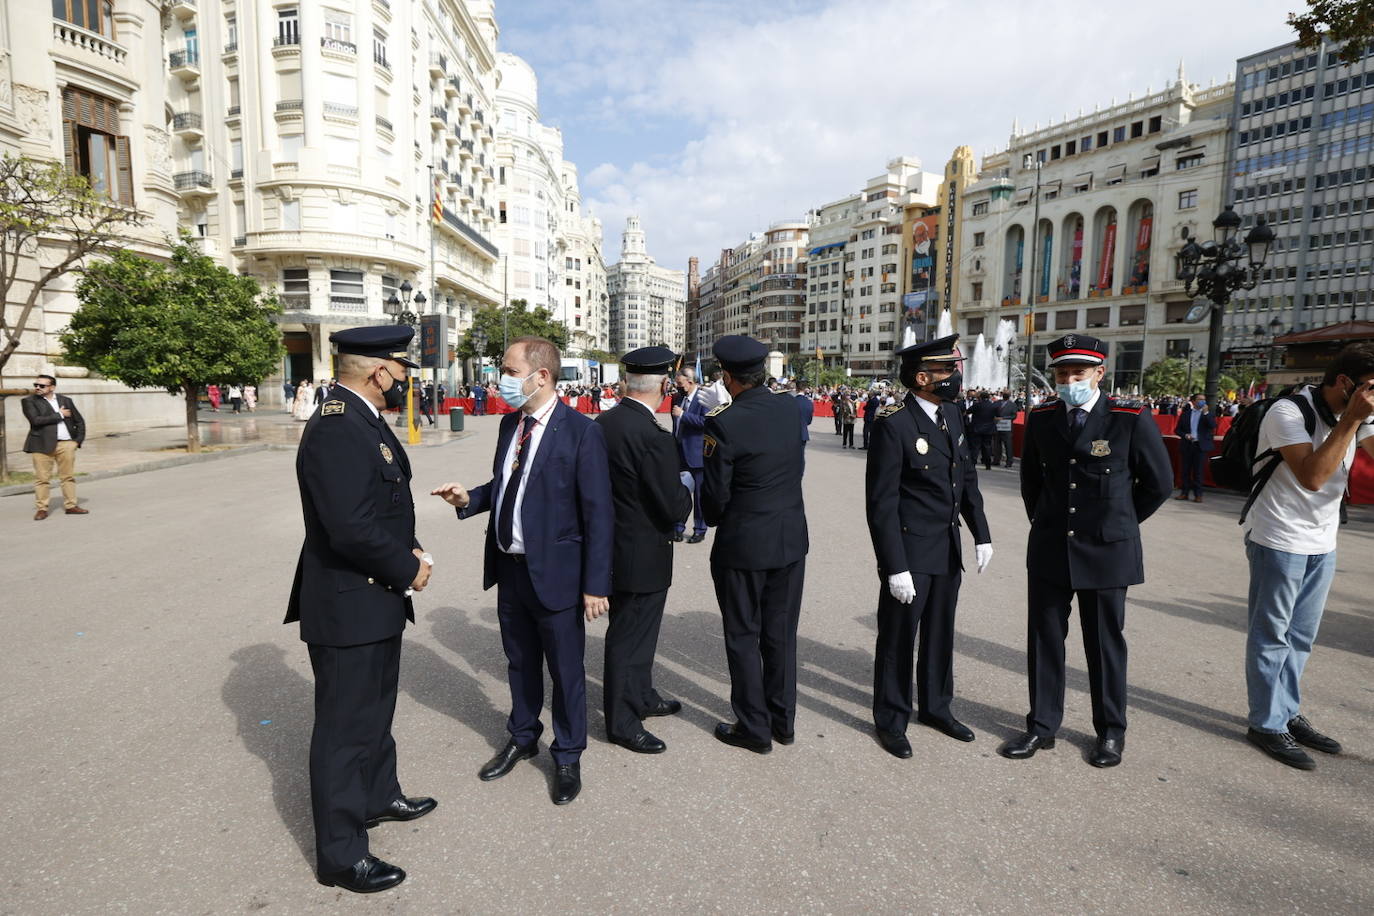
[1,413,1371,915]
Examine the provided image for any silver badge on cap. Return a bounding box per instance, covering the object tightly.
[1063,335,1077,348]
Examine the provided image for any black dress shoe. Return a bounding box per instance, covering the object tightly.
[552,763,581,805]
[713,722,771,754]
[1088,736,1124,768]
[365,795,437,827]
[643,698,682,717]
[997,732,1056,759]
[876,729,913,759]
[479,739,538,781]
[917,714,975,742]
[610,730,666,754]
[1247,728,1316,770]
[670,532,685,542]
[1287,715,1341,754]
[771,726,795,745]
[318,855,406,894]
[686,533,706,544]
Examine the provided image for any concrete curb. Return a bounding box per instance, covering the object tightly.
[0,429,474,497]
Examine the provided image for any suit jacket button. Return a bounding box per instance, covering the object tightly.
[1068,530,1075,537]
[367,577,375,584]
[1069,507,1076,513]
[1069,458,1077,465]
[1069,483,1077,490]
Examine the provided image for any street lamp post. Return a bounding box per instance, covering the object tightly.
[1174,205,1275,404]
[1021,153,1043,404]
[385,281,426,444]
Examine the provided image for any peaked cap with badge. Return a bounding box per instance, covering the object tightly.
[330,325,420,368]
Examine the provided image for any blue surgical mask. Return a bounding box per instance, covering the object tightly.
[1056,379,1095,407]
[500,372,535,409]
[1195,400,1206,409]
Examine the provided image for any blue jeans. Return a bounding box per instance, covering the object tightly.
[1244,538,1337,733]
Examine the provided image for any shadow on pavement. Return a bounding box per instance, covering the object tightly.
[1131,592,1374,659]
[222,643,314,867]
[404,606,510,754]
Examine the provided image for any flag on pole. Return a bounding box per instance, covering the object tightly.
[695,354,702,382]
[432,173,443,224]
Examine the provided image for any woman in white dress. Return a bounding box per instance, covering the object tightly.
[292,379,314,421]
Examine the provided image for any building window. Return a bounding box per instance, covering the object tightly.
[282,267,309,293]
[972,201,988,216]
[330,269,364,298]
[971,281,984,300]
[373,28,388,66]
[277,8,300,45]
[53,0,115,38]
[1178,188,1198,209]
[323,10,352,44]
[60,88,132,205]
[1177,153,1204,170]
[281,199,300,230]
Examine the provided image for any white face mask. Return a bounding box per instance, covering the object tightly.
[500,371,536,409]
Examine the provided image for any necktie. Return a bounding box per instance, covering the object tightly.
[497,415,538,551]
[1070,407,1087,432]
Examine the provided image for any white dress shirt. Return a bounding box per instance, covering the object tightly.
[44,393,72,440]
[497,395,558,554]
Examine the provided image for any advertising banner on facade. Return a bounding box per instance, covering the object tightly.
[1068,224,1083,297]
[911,215,938,288]
[1040,231,1053,299]
[1096,221,1117,291]
[903,290,930,342]
[1130,216,1152,287]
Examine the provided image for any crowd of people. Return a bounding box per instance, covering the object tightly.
[282,323,1374,894]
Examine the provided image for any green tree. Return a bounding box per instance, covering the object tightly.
[795,358,853,390]
[1142,357,1188,396]
[1290,0,1374,64]
[60,236,284,453]
[456,298,569,362]
[0,154,145,479]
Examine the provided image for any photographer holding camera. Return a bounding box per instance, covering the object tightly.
[1242,342,1374,770]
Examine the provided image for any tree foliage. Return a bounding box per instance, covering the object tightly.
[456,298,569,361]
[1290,0,1374,64]
[1142,358,1189,396]
[61,236,283,451]
[0,153,145,372]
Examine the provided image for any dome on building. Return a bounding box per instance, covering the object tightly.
[496,52,539,113]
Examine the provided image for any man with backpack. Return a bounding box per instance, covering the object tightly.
[1240,342,1374,769]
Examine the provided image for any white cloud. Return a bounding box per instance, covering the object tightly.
[504,0,1301,270]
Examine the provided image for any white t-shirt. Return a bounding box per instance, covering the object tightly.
[1244,386,1373,554]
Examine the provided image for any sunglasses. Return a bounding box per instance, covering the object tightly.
[33,383,50,389]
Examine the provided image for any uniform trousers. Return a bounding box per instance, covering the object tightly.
[675,468,706,537]
[604,588,670,740]
[307,634,402,873]
[711,558,806,744]
[1026,575,1129,740]
[496,552,587,765]
[971,433,995,468]
[872,565,962,734]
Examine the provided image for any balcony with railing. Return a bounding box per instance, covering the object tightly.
[445,76,460,97]
[226,105,241,120]
[168,0,197,20]
[232,236,247,248]
[375,115,394,134]
[428,53,447,76]
[52,20,129,66]
[430,106,448,127]
[168,48,200,77]
[323,101,358,121]
[172,112,204,139]
[440,206,499,258]
[320,36,356,56]
[222,42,237,57]
[374,51,390,72]
[279,292,312,311]
[173,170,213,192]
[272,34,300,54]
[330,296,368,313]
[275,99,304,122]
[458,93,473,114]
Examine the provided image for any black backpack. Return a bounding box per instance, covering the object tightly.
[1209,386,1316,523]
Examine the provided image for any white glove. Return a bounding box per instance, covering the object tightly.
[887,571,916,604]
[975,543,994,574]
[679,471,694,490]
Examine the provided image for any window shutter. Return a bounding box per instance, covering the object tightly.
[115,135,133,206]
[62,119,78,174]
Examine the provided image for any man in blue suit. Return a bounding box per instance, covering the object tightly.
[672,365,709,544]
[433,336,613,806]
[1174,392,1217,502]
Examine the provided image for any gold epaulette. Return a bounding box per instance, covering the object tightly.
[706,402,730,417]
[875,402,904,419]
[321,400,345,416]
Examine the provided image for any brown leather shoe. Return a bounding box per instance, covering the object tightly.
[1174,494,1189,500]
[1192,495,1203,503]
[34,509,48,521]
[65,506,90,515]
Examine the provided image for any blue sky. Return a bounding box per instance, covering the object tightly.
[496,0,1301,272]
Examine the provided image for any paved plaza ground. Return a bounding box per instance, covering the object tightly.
[1,412,1372,914]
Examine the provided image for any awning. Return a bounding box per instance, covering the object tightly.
[1140,154,1160,172]
[1014,186,1033,204]
[807,241,846,256]
[1073,171,1092,189]
[1275,319,1374,344]
[1105,164,1127,182]
[1043,178,1062,194]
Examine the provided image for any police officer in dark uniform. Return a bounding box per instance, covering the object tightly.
[865,335,993,758]
[702,335,809,753]
[286,326,437,893]
[596,347,693,753]
[998,334,1172,768]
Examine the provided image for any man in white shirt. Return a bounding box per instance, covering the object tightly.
[22,375,88,520]
[1243,343,1374,769]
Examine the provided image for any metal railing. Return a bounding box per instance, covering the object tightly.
[323,102,358,118]
[168,49,199,68]
[375,115,393,132]
[441,206,499,257]
[431,106,448,123]
[173,170,212,190]
[223,42,237,54]
[330,296,368,312]
[374,51,390,70]
[227,105,240,117]
[276,99,303,112]
[280,293,312,310]
[230,168,243,179]
[172,112,203,130]
[233,236,247,247]
[273,35,300,48]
